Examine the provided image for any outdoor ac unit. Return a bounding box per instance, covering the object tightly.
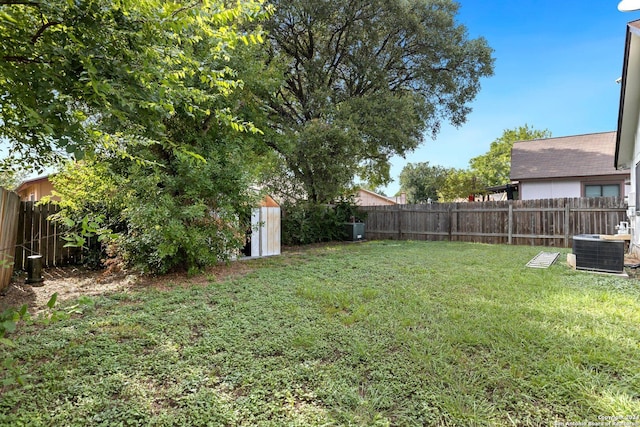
[344,222,365,241]
[573,234,624,274]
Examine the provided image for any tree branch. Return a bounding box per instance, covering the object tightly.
[31,20,61,44]
[0,1,40,5]
[201,113,215,135]
[2,55,44,63]
[171,0,203,18]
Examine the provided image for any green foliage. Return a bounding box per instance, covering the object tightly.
[334,196,366,224]
[2,242,640,424]
[281,198,363,245]
[48,149,259,274]
[262,0,494,202]
[399,161,451,203]
[114,104,263,274]
[0,169,28,191]
[1,303,28,387]
[0,303,27,348]
[27,1,273,274]
[438,168,485,202]
[0,0,272,172]
[44,161,125,269]
[120,183,253,275]
[0,255,14,271]
[0,292,87,387]
[281,202,344,245]
[469,124,552,187]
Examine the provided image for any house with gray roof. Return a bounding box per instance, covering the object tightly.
[511,131,629,201]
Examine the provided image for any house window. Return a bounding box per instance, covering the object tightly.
[584,184,620,198]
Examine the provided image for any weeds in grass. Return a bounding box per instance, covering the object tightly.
[1,241,639,426]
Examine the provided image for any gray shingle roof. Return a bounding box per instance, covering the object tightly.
[510,131,627,180]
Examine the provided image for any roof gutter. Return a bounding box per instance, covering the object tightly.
[616,21,640,170]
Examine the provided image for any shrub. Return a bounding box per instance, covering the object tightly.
[281,197,364,245]
[46,155,256,275]
[44,161,126,270]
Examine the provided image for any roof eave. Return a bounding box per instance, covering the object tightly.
[615,21,640,170]
[15,174,51,193]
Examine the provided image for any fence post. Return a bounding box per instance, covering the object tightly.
[0,187,20,292]
[397,205,403,240]
[564,204,571,247]
[508,202,513,245]
[448,204,453,242]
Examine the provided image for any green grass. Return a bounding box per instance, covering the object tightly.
[2,241,640,426]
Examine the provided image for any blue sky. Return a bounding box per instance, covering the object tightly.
[381,0,640,196]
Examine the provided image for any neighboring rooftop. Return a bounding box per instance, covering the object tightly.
[510,131,627,180]
[355,188,406,206]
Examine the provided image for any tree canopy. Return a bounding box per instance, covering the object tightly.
[398,125,552,203]
[0,0,270,171]
[469,125,551,188]
[261,0,494,202]
[2,0,274,273]
[399,162,450,204]
[437,168,482,202]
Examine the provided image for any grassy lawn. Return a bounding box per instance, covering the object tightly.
[2,241,640,426]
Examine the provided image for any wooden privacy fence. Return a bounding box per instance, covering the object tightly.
[360,197,628,247]
[0,188,21,292]
[14,201,81,272]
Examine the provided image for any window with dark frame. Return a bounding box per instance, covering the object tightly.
[584,184,620,198]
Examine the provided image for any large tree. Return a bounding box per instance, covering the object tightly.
[2,0,274,273]
[469,124,551,187]
[437,168,482,202]
[399,161,450,204]
[0,0,270,171]
[261,0,494,203]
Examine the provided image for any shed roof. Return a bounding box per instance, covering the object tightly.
[259,195,279,207]
[510,131,627,180]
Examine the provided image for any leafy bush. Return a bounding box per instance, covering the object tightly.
[281,197,364,245]
[120,192,249,275]
[47,147,258,275]
[334,196,366,223]
[43,161,126,269]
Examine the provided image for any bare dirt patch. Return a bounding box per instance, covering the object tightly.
[0,259,260,314]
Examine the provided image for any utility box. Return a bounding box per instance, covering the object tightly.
[344,222,365,241]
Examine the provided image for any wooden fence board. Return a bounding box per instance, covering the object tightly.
[0,188,20,292]
[360,197,627,248]
[14,201,81,270]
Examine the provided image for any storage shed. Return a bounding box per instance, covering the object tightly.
[248,195,281,257]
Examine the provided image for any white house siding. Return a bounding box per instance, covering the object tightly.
[519,181,581,200]
[631,112,640,250]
